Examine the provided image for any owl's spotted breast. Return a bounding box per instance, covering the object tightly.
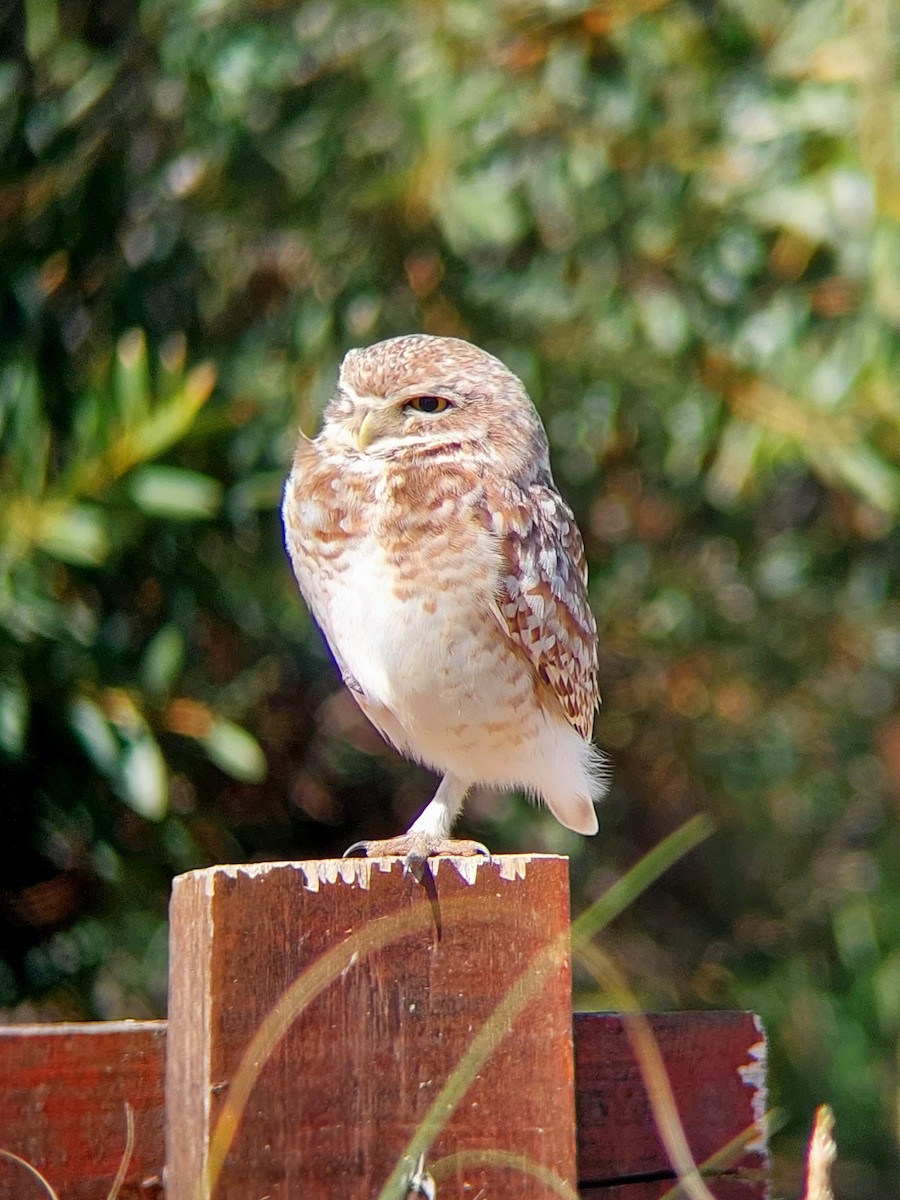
[285,445,506,730]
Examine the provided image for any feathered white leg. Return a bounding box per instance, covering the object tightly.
[343,771,488,877]
[408,772,468,838]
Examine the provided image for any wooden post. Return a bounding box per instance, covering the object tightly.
[165,855,576,1200]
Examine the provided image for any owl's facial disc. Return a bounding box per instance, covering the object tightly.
[348,390,460,453]
[349,400,415,451]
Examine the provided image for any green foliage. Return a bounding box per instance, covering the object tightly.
[1,0,898,1193]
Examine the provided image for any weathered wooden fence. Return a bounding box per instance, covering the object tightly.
[0,855,768,1199]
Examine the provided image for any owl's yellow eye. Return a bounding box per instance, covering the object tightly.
[405,395,451,414]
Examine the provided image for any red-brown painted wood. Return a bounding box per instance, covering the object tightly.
[580,1184,762,1200]
[0,863,770,1200]
[0,1021,165,1200]
[575,1010,768,1197]
[166,854,577,1200]
[0,1010,767,1199]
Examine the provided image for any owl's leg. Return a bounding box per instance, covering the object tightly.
[408,770,469,838]
[343,772,489,878]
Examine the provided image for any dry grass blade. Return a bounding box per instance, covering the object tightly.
[430,1148,579,1197]
[0,1102,135,1200]
[656,1116,777,1200]
[803,1105,836,1200]
[203,816,716,1200]
[203,891,511,1200]
[571,814,715,948]
[0,1149,61,1200]
[378,817,715,1200]
[375,935,576,1200]
[577,942,719,1200]
[106,1102,135,1200]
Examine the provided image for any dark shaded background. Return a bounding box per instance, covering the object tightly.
[1,1,898,1194]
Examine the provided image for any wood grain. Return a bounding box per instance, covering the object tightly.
[575,1010,768,1197]
[0,1021,165,1200]
[166,854,577,1200]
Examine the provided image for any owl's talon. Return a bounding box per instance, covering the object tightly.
[469,841,490,858]
[342,840,371,859]
[403,851,428,883]
[341,834,491,866]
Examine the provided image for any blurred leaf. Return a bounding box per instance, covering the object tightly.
[438,168,526,250]
[0,676,27,757]
[140,625,186,698]
[118,732,168,822]
[34,502,110,565]
[129,466,222,520]
[228,471,285,515]
[815,442,900,513]
[24,0,59,61]
[1,363,50,498]
[115,330,151,425]
[202,718,267,784]
[69,695,118,776]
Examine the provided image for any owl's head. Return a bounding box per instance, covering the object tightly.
[321,334,551,475]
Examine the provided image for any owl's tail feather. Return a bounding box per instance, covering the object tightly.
[533,731,607,836]
[547,790,601,835]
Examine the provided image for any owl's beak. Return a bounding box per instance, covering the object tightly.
[355,410,378,452]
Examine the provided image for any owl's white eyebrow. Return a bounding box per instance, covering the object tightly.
[340,383,378,405]
[341,382,452,405]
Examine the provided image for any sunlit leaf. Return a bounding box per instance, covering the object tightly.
[202,718,267,783]
[816,443,900,513]
[35,502,110,565]
[129,466,222,520]
[118,731,168,821]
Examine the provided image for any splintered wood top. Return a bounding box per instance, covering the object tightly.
[166,855,577,1200]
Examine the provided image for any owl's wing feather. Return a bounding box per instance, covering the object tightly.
[482,480,599,739]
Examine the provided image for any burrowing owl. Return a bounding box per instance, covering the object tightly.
[282,334,606,866]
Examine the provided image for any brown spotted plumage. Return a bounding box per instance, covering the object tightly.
[282,334,606,865]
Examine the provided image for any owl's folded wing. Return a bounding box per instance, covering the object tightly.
[482,481,600,739]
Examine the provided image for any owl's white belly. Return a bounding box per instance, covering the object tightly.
[283,455,602,833]
[325,545,484,712]
[302,529,527,769]
[309,538,601,833]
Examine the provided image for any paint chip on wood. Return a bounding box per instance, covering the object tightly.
[738,1014,769,1154]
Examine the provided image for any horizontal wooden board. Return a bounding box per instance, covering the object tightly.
[0,1009,766,1198]
[0,1021,166,1200]
[579,1183,764,1200]
[575,1010,769,1197]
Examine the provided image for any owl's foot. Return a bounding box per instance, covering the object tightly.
[342,834,490,882]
